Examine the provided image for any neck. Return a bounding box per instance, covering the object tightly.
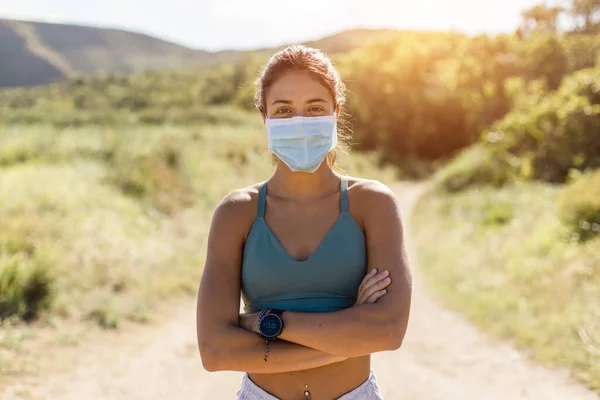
[269,161,339,201]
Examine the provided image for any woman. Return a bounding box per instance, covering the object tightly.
[196,45,412,400]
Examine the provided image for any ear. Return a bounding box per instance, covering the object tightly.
[259,107,266,124]
[335,103,341,118]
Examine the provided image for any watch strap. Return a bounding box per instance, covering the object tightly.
[269,308,285,317]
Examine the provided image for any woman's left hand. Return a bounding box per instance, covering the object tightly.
[239,312,261,334]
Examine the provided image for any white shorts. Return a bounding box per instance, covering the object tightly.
[236,371,384,399]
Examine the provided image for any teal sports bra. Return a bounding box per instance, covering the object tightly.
[241,176,367,313]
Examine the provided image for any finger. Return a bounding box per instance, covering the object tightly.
[361,276,391,300]
[357,269,389,299]
[355,292,370,305]
[358,268,377,289]
[355,278,391,304]
[357,279,390,305]
[357,269,384,297]
[356,268,378,298]
[366,289,387,304]
[365,289,387,304]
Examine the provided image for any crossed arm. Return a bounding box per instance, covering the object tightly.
[196,181,412,373]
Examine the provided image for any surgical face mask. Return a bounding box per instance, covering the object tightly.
[266,115,337,173]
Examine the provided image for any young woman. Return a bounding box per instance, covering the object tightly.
[196,45,412,400]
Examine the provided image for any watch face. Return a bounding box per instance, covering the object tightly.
[259,314,282,338]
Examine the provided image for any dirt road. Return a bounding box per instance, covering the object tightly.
[3,182,598,400]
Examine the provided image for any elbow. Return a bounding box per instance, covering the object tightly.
[386,334,404,351]
[201,355,220,372]
[198,336,228,372]
[382,319,408,351]
[198,323,240,372]
[379,333,403,352]
[199,342,220,372]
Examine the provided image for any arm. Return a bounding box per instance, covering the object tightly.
[269,181,412,357]
[200,324,346,373]
[196,189,346,373]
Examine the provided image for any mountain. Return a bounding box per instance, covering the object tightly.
[0,19,237,88]
[0,18,401,88]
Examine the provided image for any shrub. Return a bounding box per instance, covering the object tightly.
[434,144,519,192]
[488,65,600,183]
[519,34,569,90]
[0,137,42,166]
[108,130,194,213]
[0,254,55,321]
[563,33,600,73]
[557,169,600,241]
[481,201,514,227]
[87,307,120,329]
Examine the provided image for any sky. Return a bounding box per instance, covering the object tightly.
[0,0,559,51]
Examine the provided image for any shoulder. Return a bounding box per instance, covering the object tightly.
[347,177,400,211]
[210,182,263,234]
[345,177,403,233]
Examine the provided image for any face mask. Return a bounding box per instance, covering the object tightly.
[266,115,337,173]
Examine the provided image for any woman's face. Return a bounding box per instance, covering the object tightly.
[264,70,337,120]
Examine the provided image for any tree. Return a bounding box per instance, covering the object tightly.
[569,0,600,32]
[519,4,565,36]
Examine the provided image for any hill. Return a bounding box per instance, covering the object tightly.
[0,19,229,87]
[0,19,402,88]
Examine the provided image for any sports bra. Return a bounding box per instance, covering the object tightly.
[241,176,367,313]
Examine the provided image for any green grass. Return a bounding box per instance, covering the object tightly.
[411,183,600,392]
[0,113,398,377]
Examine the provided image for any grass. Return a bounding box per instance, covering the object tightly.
[411,182,600,392]
[0,112,399,378]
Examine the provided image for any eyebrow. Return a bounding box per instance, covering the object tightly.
[270,98,328,106]
[271,99,292,106]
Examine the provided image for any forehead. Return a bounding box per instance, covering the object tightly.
[265,70,333,105]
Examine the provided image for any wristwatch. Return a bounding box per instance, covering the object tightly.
[258,309,285,339]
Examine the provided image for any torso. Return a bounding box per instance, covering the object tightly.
[263,188,342,262]
[250,357,372,400]
[238,175,373,399]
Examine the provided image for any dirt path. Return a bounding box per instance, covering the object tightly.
[3,182,598,400]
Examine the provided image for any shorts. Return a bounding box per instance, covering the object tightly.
[236,371,384,399]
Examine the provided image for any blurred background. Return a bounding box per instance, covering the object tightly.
[0,0,598,398]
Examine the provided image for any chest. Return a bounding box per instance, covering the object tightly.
[242,214,367,303]
[263,194,342,262]
[241,190,367,308]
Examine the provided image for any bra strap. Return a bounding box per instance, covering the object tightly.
[257,182,267,219]
[340,176,349,214]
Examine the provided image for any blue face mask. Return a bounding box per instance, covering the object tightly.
[266,115,337,173]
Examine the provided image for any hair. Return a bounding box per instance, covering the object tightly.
[254,45,352,169]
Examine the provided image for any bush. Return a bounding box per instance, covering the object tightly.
[481,201,514,227]
[0,255,55,321]
[521,34,569,90]
[486,65,600,183]
[108,130,194,213]
[434,145,519,192]
[563,33,600,73]
[557,169,600,241]
[0,136,43,166]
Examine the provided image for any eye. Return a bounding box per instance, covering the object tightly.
[308,106,326,113]
[274,108,292,115]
